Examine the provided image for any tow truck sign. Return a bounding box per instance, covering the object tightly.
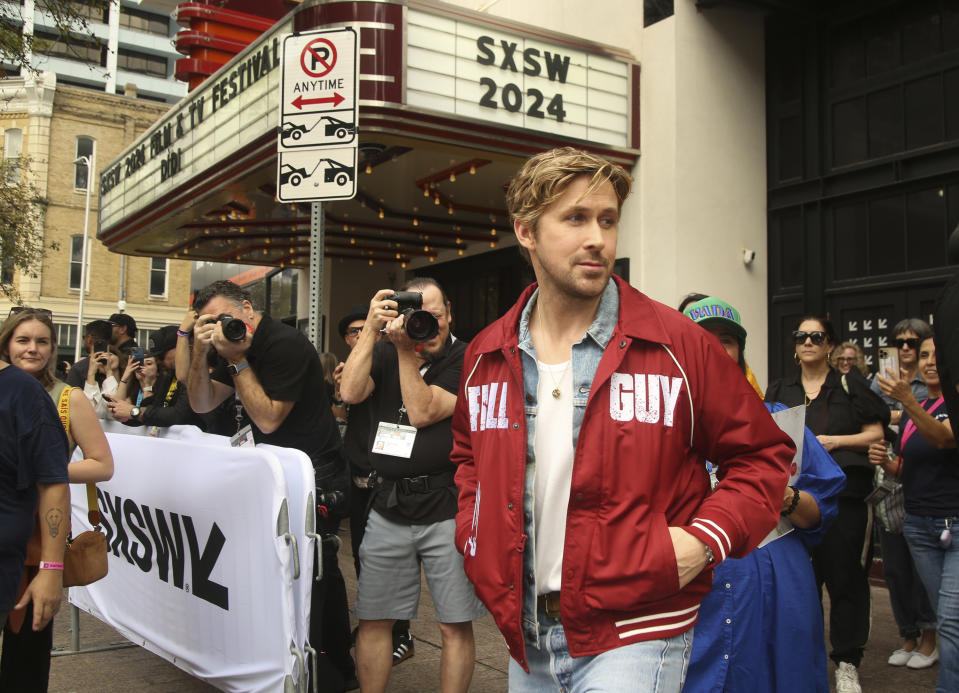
[278,28,358,202]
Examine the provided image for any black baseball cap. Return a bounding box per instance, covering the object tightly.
[109,312,137,336]
[338,305,367,338]
[148,325,178,358]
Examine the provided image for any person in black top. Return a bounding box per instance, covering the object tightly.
[107,325,204,430]
[108,312,138,355]
[870,335,959,689]
[0,361,69,658]
[935,225,959,446]
[66,319,115,388]
[340,277,485,693]
[186,280,356,692]
[765,315,887,692]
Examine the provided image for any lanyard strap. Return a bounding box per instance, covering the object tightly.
[901,396,945,448]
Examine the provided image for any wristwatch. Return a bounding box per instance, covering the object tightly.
[131,406,141,418]
[227,360,250,377]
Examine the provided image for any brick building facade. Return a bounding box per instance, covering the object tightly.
[1,72,190,357]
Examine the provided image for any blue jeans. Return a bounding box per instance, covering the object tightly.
[903,513,959,693]
[508,610,693,693]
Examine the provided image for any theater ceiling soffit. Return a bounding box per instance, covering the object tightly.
[98,3,638,268]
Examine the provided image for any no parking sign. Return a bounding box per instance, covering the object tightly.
[278,28,358,202]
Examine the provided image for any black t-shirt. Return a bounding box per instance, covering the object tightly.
[895,398,959,517]
[344,397,374,477]
[0,367,70,610]
[211,314,342,473]
[367,337,466,524]
[935,270,959,446]
[766,367,885,498]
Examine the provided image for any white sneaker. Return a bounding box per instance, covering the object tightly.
[888,648,914,666]
[906,647,939,669]
[835,662,862,693]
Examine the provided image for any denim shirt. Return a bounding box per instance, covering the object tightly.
[516,278,619,646]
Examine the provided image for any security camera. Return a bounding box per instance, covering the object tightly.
[742,248,756,266]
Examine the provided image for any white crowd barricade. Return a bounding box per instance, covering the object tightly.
[69,431,306,692]
[259,444,318,687]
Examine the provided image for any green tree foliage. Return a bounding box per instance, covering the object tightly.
[0,1,107,77]
[0,155,50,299]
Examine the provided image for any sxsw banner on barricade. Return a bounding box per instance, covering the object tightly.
[69,432,300,692]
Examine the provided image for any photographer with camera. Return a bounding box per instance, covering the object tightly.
[340,278,484,693]
[185,280,356,691]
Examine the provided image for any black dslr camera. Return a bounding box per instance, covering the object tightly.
[216,314,247,342]
[389,291,438,342]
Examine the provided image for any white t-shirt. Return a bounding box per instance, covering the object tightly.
[533,359,574,594]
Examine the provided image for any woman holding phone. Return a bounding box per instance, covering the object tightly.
[0,307,114,691]
[870,335,959,691]
[83,334,120,419]
[113,350,158,419]
[766,316,886,692]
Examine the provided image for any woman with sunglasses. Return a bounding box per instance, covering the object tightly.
[870,335,959,692]
[868,319,938,671]
[0,308,114,691]
[766,316,886,693]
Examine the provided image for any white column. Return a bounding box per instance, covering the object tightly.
[23,0,35,71]
[105,0,120,94]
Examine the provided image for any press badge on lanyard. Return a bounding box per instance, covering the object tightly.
[231,424,255,448]
[373,404,417,458]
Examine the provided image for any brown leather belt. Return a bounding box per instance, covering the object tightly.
[537,591,561,619]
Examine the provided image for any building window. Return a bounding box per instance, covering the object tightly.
[149,257,168,297]
[4,128,22,184]
[117,48,168,78]
[0,237,14,285]
[34,30,105,66]
[644,0,674,27]
[75,136,94,190]
[118,6,170,36]
[70,235,87,290]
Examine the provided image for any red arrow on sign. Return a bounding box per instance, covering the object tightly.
[292,93,346,110]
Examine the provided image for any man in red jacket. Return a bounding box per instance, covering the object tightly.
[451,147,794,691]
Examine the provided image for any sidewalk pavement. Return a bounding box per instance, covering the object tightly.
[44,523,938,692]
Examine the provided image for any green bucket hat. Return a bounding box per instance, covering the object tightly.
[683,296,747,347]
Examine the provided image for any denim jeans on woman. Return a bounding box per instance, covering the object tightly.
[903,513,959,693]
[507,607,693,693]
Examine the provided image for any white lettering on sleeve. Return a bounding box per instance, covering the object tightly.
[468,385,481,432]
[497,382,509,428]
[485,382,500,430]
[480,384,489,431]
[610,372,633,421]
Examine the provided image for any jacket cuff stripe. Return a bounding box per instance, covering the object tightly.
[690,522,727,562]
[614,603,699,628]
[617,614,698,640]
[692,517,731,553]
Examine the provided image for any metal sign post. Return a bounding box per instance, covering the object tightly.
[309,201,324,350]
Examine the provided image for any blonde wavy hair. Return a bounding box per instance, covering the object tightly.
[833,340,868,377]
[506,147,633,263]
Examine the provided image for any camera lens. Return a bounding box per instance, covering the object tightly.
[404,310,439,342]
[217,314,247,342]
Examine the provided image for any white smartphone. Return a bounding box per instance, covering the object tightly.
[878,346,899,380]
